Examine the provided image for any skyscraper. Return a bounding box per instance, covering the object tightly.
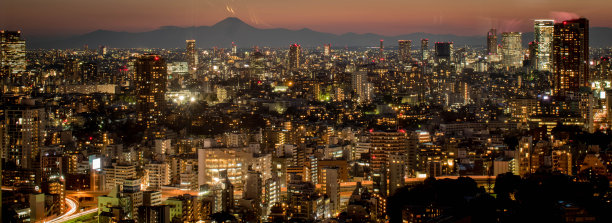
[379,39,384,60]
[289,44,301,71]
[186,40,198,74]
[552,18,589,95]
[324,44,331,57]
[421,39,429,61]
[398,40,412,64]
[501,32,523,68]
[231,42,237,56]
[534,20,554,71]
[135,55,167,129]
[0,30,26,76]
[434,42,453,63]
[2,99,45,169]
[487,29,498,55]
[369,130,409,197]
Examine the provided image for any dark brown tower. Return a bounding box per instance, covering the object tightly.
[135,54,167,129]
[552,18,589,95]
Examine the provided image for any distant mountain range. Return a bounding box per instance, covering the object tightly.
[26,17,612,49]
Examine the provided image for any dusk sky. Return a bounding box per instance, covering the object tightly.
[1,0,610,37]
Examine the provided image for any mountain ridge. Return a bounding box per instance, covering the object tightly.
[26,17,612,49]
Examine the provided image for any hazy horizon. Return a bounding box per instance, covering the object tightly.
[2,0,611,37]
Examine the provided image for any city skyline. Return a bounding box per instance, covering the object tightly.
[1,0,611,37]
[1,1,612,222]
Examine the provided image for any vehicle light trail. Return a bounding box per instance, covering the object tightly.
[45,197,79,223]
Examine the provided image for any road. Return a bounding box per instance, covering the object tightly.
[49,187,192,222]
[45,197,98,223]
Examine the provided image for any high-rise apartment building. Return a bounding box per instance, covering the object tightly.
[186,40,198,74]
[145,162,170,189]
[534,20,554,71]
[321,167,340,214]
[398,40,412,64]
[369,131,412,196]
[0,30,26,76]
[552,18,589,95]
[289,44,301,71]
[501,32,523,68]
[351,71,372,103]
[135,55,167,128]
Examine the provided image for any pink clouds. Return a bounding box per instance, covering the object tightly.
[550,11,581,23]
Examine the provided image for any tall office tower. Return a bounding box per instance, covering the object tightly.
[501,32,523,68]
[421,39,429,61]
[434,42,453,63]
[135,55,167,129]
[351,71,372,103]
[231,42,237,56]
[2,100,45,169]
[487,29,498,55]
[379,39,384,60]
[289,43,301,71]
[552,18,589,95]
[0,30,26,76]
[186,40,198,74]
[324,44,331,57]
[398,40,412,64]
[534,20,555,71]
